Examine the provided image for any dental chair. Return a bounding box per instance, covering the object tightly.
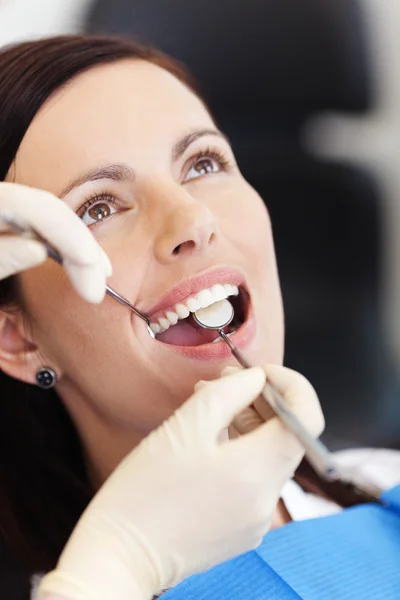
[85,0,400,447]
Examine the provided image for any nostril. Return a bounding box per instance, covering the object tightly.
[209,232,217,246]
[173,240,196,255]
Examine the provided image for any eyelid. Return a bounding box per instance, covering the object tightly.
[75,191,125,228]
[185,142,233,163]
[71,144,235,216]
[76,192,117,218]
[65,176,132,210]
[182,145,236,182]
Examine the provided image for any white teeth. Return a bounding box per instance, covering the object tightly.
[226,284,239,296]
[159,317,171,331]
[151,282,242,335]
[175,303,190,319]
[150,323,161,335]
[196,288,214,308]
[186,297,201,312]
[211,284,227,301]
[166,311,179,326]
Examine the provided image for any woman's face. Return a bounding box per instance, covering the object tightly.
[11,60,284,447]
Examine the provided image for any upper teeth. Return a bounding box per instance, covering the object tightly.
[150,283,239,334]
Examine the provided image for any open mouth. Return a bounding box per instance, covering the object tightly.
[149,283,249,347]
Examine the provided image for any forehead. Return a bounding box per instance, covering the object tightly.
[12,60,214,189]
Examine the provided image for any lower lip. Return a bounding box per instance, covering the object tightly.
[155,299,256,360]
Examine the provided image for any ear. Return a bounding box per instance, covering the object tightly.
[0,309,59,385]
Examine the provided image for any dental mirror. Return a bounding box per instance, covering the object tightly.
[1,210,382,501]
[194,298,341,483]
[193,299,234,331]
[193,298,238,349]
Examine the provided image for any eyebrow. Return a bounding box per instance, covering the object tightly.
[59,128,229,198]
[60,163,134,198]
[171,128,228,162]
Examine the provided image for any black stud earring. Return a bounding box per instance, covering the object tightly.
[35,367,57,389]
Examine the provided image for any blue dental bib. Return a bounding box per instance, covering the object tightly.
[163,485,400,599]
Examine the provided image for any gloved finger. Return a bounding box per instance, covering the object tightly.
[98,247,113,277]
[0,182,110,269]
[233,366,325,483]
[178,367,266,442]
[194,379,208,392]
[264,364,325,438]
[221,366,275,429]
[220,365,240,377]
[235,415,306,488]
[64,259,108,304]
[231,405,264,435]
[0,237,47,279]
[251,396,276,424]
[227,424,241,439]
[0,236,110,304]
[223,364,322,433]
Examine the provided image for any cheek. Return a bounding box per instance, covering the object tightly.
[17,262,176,428]
[19,262,110,359]
[17,257,141,367]
[226,181,284,360]
[223,180,277,272]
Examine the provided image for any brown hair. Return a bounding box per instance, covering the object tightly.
[0,33,367,585]
[0,34,197,575]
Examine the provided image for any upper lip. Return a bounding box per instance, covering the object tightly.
[145,265,247,320]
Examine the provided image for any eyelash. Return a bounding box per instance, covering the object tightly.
[76,193,118,227]
[76,147,235,226]
[186,146,235,176]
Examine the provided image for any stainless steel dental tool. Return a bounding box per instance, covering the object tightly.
[193,300,384,504]
[193,300,337,479]
[0,210,155,338]
[1,209,383,503]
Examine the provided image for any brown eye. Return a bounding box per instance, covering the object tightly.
[88,203,111,221]
[80,196,118,227]
[184,155,222,182]
[194,158,217,176]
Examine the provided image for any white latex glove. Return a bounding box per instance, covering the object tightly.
[38,365,324,600]
[223,364,325,438]
[0,182,112,303]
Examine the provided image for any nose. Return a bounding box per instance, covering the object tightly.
[153,187,219,264]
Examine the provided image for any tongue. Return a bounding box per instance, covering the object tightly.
[157,317,224,346]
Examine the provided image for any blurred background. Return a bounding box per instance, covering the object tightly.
[1,0,400,450]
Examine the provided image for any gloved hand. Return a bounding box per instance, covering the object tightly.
[0,182,111,303]
[224,364,325,438]
[38,365,324,600]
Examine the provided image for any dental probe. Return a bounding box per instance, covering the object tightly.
[1,210,383,503]
[193,300,384,503]
[0,210,155,338]
[193,299,337,479]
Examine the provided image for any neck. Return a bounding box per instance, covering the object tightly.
[271,499,292,529]
[58,384,146,490]
[58,384,297,526]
